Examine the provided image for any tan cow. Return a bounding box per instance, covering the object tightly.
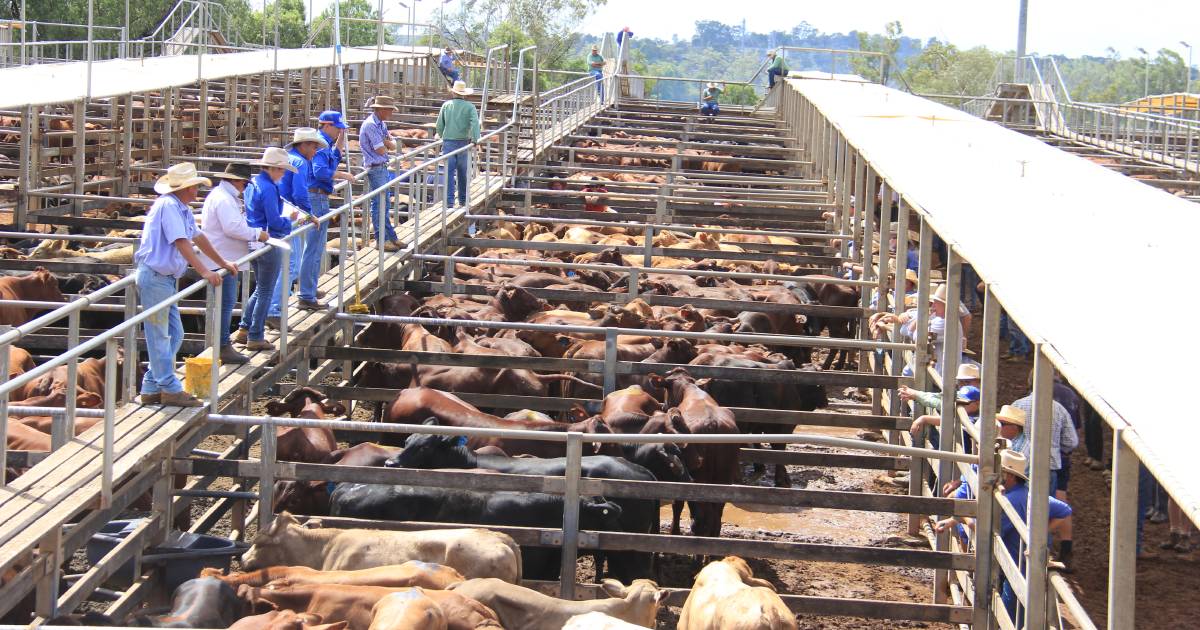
[369,590,447,630]
[241,513,521,583]
[562,611,650,629]
[201,561,466,590]
[677,557,795,630]
[449,578,665,630]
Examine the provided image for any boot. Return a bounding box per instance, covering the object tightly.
[1175,534,1194,553]
[219,345,249,364]
[160,391,204,407]
[1057,545,1074,573]
[232,328,248,345]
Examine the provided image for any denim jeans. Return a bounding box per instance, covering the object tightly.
[367,165,399,242]
[443,139,470,208]
[244,247,283,342]
[1007,316,1032,356]
[442,68,460,84]
[700,102,719,116]
[269,234,302,318]
[767,68,781,88]
[1137,464,1154,551]
[299,192,330,302]
[212,271,239,348]
[590,69,604,100]
[137,265,185,394]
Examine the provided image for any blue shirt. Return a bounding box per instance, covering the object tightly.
[999,482,1073,563]
[134,192,197,278]
[245,172,292,238]
[616,29,632,45]
[907,249,919,271]
[310,130,342,194]
[359,113,390,168]
[438,52,455,73]
[279,149,312,213]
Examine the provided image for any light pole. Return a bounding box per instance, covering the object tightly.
[1182,41,1193,94]
[1137,47,1150,99]
[1016,0,1029,59]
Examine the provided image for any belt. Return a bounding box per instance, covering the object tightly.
[307,188,331,195]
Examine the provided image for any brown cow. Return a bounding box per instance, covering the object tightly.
[8,347,35,378]
[201,561,465,590]
[238,584,502,630]
[799,275,861,370]
[0,267,65,326]
[369,590,446,630]
[6,420,51,451]
[228,610,347,630]
[264,387,346,464]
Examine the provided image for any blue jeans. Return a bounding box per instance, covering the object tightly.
[299,192,330,302]
[443,139,470,207]
[269,234,302,318]
[590,69,604,100]
[367,165,399,242]
[700,102,719,116]
[1137,464,1154,551]
[1007,316,1032,356]
[442,68,460,85]
[244,247,283,342]
[961,264,981,311]
[212,271,239,348]
[137,265,184,394]
[767,67,782,88]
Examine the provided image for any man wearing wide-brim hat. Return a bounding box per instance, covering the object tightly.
[266,127,328,320]
[587,45,606,100]
[198,162,268,364]
[238,147,300,353]
[700,82,722,117]
[359,95,403,252]
[435,80,480,211]
[134,162,239,407]
[438,46,460,86]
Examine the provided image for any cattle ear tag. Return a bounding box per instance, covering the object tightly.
[453,436,468,447]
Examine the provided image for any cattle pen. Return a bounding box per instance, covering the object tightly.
[0,15,1195,630]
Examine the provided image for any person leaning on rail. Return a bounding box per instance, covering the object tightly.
[359,94,403,252]
[1009,368,1079,502]
[263,128,327,325]
[196,161,268,365]
[134,162,239,407]
[301,110,355,310]
[238,147,299,353]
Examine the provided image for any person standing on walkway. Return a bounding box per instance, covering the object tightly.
[359,95,403,252]
[435,80,480,211]
[438,46,460,86]
[588,45,606,100]
[300,110,354,310]
[134,162,238,407]
[240,147,298,353]
[197,162,267,365]
[766,50,788,89]
[268,127,327,324]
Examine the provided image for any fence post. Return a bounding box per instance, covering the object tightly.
[1107,428,1137,630]
[124,281,138,404]
[1025,346,1054,627]
[207,277,221,409]
[972,285,1002,627]
[558,432,583,599]
[603,328,618,396]
[101,337,118,509]
[58,309,81,448]
[258,419,278,534]
[0,343,8,488]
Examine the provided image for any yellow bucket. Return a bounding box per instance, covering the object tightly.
[184,348,218,398]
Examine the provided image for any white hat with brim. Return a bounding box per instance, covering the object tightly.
[1000,449,1028,479]
[253,147,299,173]
[931,283,948,303]
[450,80,475,96]
[284,127,328,150]
[154,162,212,195]
[995,404,1027,427]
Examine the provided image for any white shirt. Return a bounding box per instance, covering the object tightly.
[198,180,261,271]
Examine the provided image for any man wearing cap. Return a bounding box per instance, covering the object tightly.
[700,82,722,117]
[435,80,480,210]
[907,385,980,450]
[134,162,239,407]
[268,128,327,320]
[198,162,268,365]
[766,50,788,89]
[587,45,606,100]
[582,177,610,213]
[438,46,460,86]
[897,362,981,413]
[936,448,1073,615]
[301,111,355,310]
[240,147,299,353]
[359,95,402,252]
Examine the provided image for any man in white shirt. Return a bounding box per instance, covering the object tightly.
[198,162,269,363]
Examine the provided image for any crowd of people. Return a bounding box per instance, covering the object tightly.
[133,77,481,407]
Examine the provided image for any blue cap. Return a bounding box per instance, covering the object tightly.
[955,385,981,404]
[317,110,348,129]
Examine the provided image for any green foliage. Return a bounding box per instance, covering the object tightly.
[901,41,1000,97]
[312,0,380,47]
[853,20,902,84]
[9,0,176,41]
[228,0,308,48]
[434,0,606,70]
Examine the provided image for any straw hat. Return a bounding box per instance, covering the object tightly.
[956,363,980,381]
[253,147,298,173]
[767,50,776,57]
[285,127,328,150]
[931,283,948,303]
[211,161,253,182]
[903,268,918,284]
[707,82,718,89]
[449,80,475,96]
[1000,449,1028,479]
[996,405,1027,427]
[154,162,212,195]
[367,95,396,109]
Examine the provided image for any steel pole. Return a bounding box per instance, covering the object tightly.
[1015,0,1029,59]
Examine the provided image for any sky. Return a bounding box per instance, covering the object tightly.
[307,0,1200,61]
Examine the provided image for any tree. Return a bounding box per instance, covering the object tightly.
[433,0,606,71]
[309,0,379,47]
[226,0,308,48]
[7,0,176,41]
[854,20,903,85]
[902,41,999,97]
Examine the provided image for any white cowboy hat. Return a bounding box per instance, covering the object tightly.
[996,404,1027,427]
[706,82,718,89]
[253,147,298,173]
[931,283,948,303]
[956,363,980,381]
[1000,449,1028,479]
[154,162,212,195]
[449,80,475,96]
[366,95,397,109]
[284,127,328,150]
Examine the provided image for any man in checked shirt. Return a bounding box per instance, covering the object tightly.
[358,95,404,252]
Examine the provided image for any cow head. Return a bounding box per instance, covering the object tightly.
[389,425,471,469]
[24,267,66,303]
[721,556,777,590]
[492,283,546,322]
[654,338,697,365]
[627,442,692,484]
[265,387,342,418]
[600,579,667,626]
[579,498,623,531]
[273,480,330,516]
[242,512,306,570]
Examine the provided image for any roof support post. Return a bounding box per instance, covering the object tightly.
[973,283,1002,627]
[934,246,962,604]
[1107,428,1138,630]
[1025,346,1054,628]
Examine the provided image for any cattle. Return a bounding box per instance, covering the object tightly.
[357,294,422,348]
[380,389,615,456]
[0,267,65,326]
[645,369,740,538]
[412,332,599,399]
[241,513,522,583]
[201,560,465,590]
[330,482,622,579]
[471,335,540,358]
[6,421,52,451]
[264,387,346,464]
[8,347,35,378]
[228,610,347,630]
[677,557,796,630]
[794,276,860,370]
[238,584,502,630]
[450,578,665,630]
[387,430,662,580]
[127,577,247,628]
[15,415,101,435]
[369,590,446,630]
[562,612,649,630]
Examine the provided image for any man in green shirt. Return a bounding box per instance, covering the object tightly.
[700,82,723,117]
[435,80,481,210]
[767,50,788,88]
[588,44,606,100]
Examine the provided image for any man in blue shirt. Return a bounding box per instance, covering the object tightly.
[271,127,326,316]
[438,46,460,86]
[239,147,299,352]
[134,162,238,407]
[299,111,355,310]
[358,95,402,252]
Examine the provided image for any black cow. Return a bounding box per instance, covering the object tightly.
[329,482,622,580]
[127,577,245,627]
[386,429,667,582]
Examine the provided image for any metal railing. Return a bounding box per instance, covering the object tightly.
[301,16,435,50]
